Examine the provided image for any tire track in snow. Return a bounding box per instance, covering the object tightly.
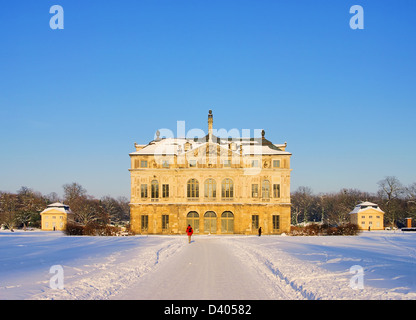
[29,237,185,300]
[222,238,308,300]
[222,236,416,300]
[222,237,365,300]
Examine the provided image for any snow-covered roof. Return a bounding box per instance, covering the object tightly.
[47,202,68,208]
[130,111,291,159]
[357,201,378,207]
[41,203,72,215]
[349,202,384,215]
[130,137,291,157]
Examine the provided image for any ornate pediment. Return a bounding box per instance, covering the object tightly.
[182,141,241,165]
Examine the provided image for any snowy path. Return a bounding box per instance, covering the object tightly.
[113,237,288,300]
[0,233,186,300]
[1,231,416,300]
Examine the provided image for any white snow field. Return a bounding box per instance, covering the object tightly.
[0,230,415,300]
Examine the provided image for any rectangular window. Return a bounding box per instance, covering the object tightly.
[141,160,148,168]
[141,184,148,198]
[251,159,259,167]
[252,184,258,197]
[162,184,169,198]
[141,215,148,230]
[223,160,231,167]
[151,181,159,199]
[162,215,169,230]
[162,160,170,168]
[262,180,270,199]
[205,179,216,198]
[273,184,281,198]
[221,179,233,199]
[187,179,199,198]
[273,160,280,168]
[272,215,280,230]
[252,215,259,230]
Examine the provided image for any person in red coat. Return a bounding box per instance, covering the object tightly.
[186,224,193,243]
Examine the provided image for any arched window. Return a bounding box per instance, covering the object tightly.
[221,178,234,199]
[151,180,159,198]
[187,179,199,199]
[221,211,234,233]
[204,211,217,234]
[187,211,199,233]
[262,180,270,199]
[204,179,216,199]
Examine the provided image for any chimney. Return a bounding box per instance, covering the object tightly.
[208,110,213,139]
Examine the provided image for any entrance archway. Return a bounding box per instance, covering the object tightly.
[204,211,217,234]
[221,211,234,233]
[186,211,199,233]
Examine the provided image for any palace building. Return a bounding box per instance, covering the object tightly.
[129,111,292,235]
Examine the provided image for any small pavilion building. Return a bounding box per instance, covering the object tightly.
[40,202,73,231]
[349,201,384,230]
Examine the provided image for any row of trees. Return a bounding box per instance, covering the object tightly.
[1,176,415,232]
[292,176,416,228]
[0,183,129,231]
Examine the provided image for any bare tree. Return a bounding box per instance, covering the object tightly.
[70,195,107,226]
[101,196,122,223]
[378,176,404,228]
[320,193,348,225]
[100,196,130,225]
[45,192,61,203]
[15,187,45,230]
[404,183,416,220]
[0,192,18,231]
[291,186,314,225]
[117,196,130,222]
[63,182,87,205]
[405,183,416,201]
[61,183,110,227]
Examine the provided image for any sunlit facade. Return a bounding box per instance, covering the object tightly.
[129,111,292,235]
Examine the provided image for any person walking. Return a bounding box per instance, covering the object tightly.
[258,227,262,237]
[186,224,193,243]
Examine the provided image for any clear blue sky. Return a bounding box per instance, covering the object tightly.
[1,0,415,199]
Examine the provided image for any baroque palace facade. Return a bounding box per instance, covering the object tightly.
[129,111,292,235]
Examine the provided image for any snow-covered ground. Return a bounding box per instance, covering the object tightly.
[1,230,415,300]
